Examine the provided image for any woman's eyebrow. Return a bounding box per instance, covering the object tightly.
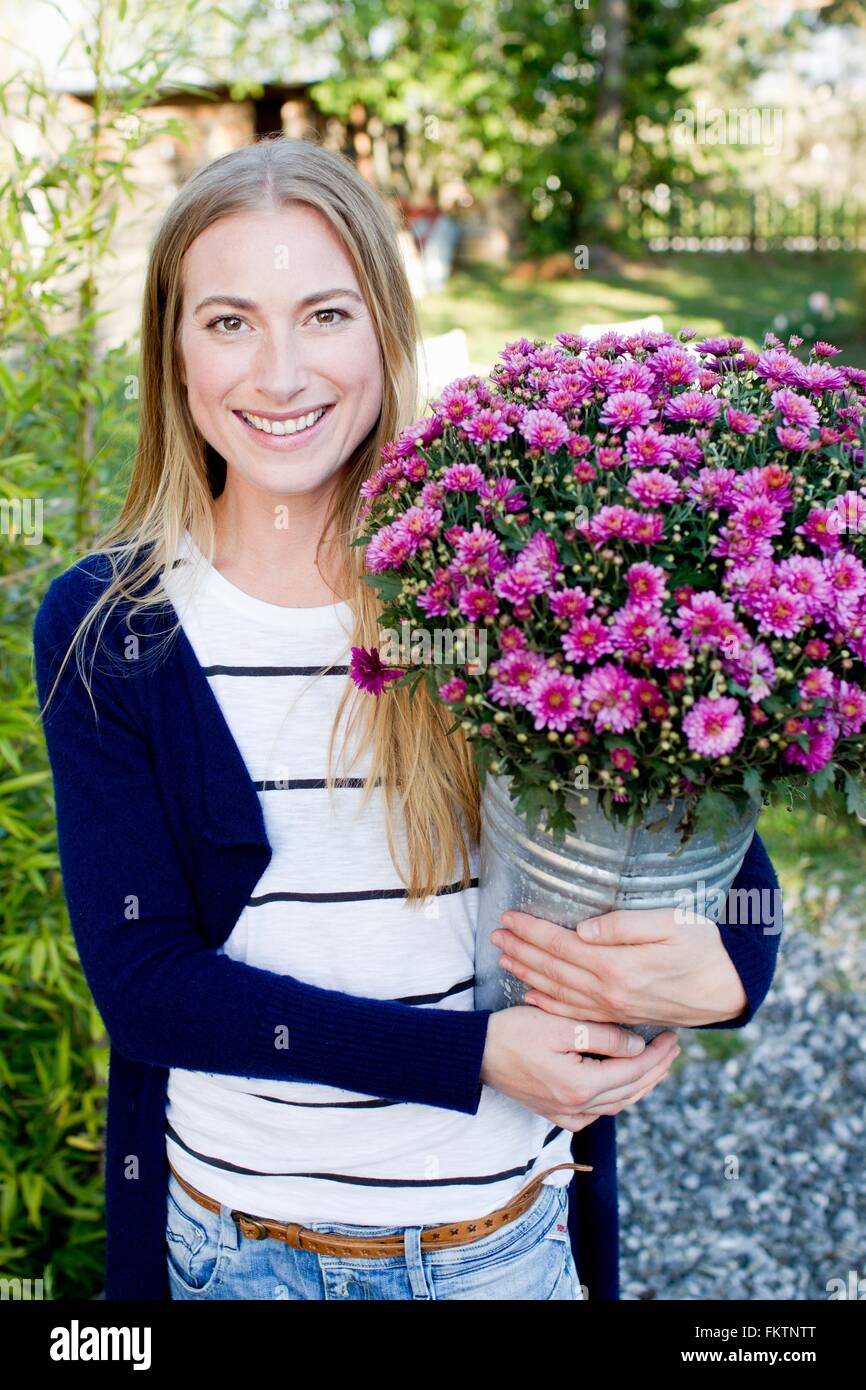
[192,288,365,314]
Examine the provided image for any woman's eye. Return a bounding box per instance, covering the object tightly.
[312,307,351,326]
[207,315,248,335]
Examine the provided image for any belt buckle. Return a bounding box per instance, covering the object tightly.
[231,1210,268,1240]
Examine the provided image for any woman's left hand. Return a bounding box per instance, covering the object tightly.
[489,907,749,1029]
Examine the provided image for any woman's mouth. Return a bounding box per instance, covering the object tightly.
[233,403,335,448]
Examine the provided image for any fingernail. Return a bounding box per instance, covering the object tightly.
[626,1035,645,1053]
[578,921,599,940]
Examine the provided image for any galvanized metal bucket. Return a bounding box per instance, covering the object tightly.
[474,773,760,1041]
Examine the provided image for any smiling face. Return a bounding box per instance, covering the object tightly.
[177,203,384,504]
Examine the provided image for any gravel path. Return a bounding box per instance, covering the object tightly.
[617,919,866,1301]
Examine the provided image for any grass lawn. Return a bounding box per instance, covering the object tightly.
[418,251,866,372]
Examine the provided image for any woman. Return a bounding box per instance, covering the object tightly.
[33,135,781,1302]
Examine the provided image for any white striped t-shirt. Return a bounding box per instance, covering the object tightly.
[160,530,575,1226]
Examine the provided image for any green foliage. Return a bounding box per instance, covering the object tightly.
[0,0,229,1301]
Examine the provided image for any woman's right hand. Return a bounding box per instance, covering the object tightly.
[479,1006,680,1132]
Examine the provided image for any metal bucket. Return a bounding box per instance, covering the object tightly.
[474,773,760,1041]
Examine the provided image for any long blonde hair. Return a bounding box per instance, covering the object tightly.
[38,134,480,900]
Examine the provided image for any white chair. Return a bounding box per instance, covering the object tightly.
[417,329,471,404]
[579,314,664,341]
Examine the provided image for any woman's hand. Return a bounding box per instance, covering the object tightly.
[489,907,749,1029]
[479,1007,680,1132]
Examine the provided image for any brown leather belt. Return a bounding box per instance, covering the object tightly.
[168,1159,592,1258]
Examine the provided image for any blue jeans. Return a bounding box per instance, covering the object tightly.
[166,1169,584,1300]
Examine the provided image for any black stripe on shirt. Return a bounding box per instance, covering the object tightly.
[165,1122,565,1188]
[248,877,479,907]
[204,664,350,677]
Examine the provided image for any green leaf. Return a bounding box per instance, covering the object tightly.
[359,572,402,600]
[843,772,866,819]
[693,790,742,848]
[742,767,763,802]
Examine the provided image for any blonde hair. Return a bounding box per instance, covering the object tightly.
[38,134,480,900]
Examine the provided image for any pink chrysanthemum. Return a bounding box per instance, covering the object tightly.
[459,408,514,445]
[549,586,592,621]
[349,646,404,695]
[648,345,700,387]
[577,664,641,733]
[682,696,745,757]
[438,676,467,703]
[783,715,839,772]
[488,648,547,708]
[835,679,866,735]
[771,387,820,431]
[627,469,682,506]
[365,521,419,572]
[524,668,582,731]
[626,561,669,607]
[599,390,657,431]
[755,586,808,638]
[799,666,836,702]
[457,584,499,621]
[441,462,485,492]
[416,569,454,618]
[624,425,675,469]
[519,408,571,451]
[663,390,722,424]
[724,407,761,435]
[561,616,610,665]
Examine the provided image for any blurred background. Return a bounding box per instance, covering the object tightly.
[1,0,863,1300]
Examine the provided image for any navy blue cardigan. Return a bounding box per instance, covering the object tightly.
[32,554,783,1301]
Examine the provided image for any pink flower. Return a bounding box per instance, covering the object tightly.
[682,696,745,757]
[683,467,738,509]
[396,505,442,543]
[776,425,812,451]
[607,604,665,659]
[439,676,467,703]
[596,445,624,471]
[624,425,675,469]
[599,391,657,431]
[610,746,637,772]
[755,586,808,638]
[730,496,786,541]
[648,345,700,387]
[776,557,832,616]
[416,569,454,617]
[835,680,866,735]
[561,616,610,665]
[796,507,845,555]
[798,666,836,702]
[675,591,738,647]
[770,388,820,431]
[519,408,571,451]
[626,561,669,607]
[488,648,547,707]
[454,523,507,572]
[783,715,838,772]
[725,407,761,435]
[441,462,485,492]
[663,390,722,423]
[525,668,582,731]
[577,664,641,733]
[365,521,418,572]
[627,470,682,505]
[457,584,499,620]
[349,646,404,694]
[549,585,592,621]
[460,408,514,445]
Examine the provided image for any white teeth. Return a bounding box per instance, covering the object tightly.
[240,407,327,436]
